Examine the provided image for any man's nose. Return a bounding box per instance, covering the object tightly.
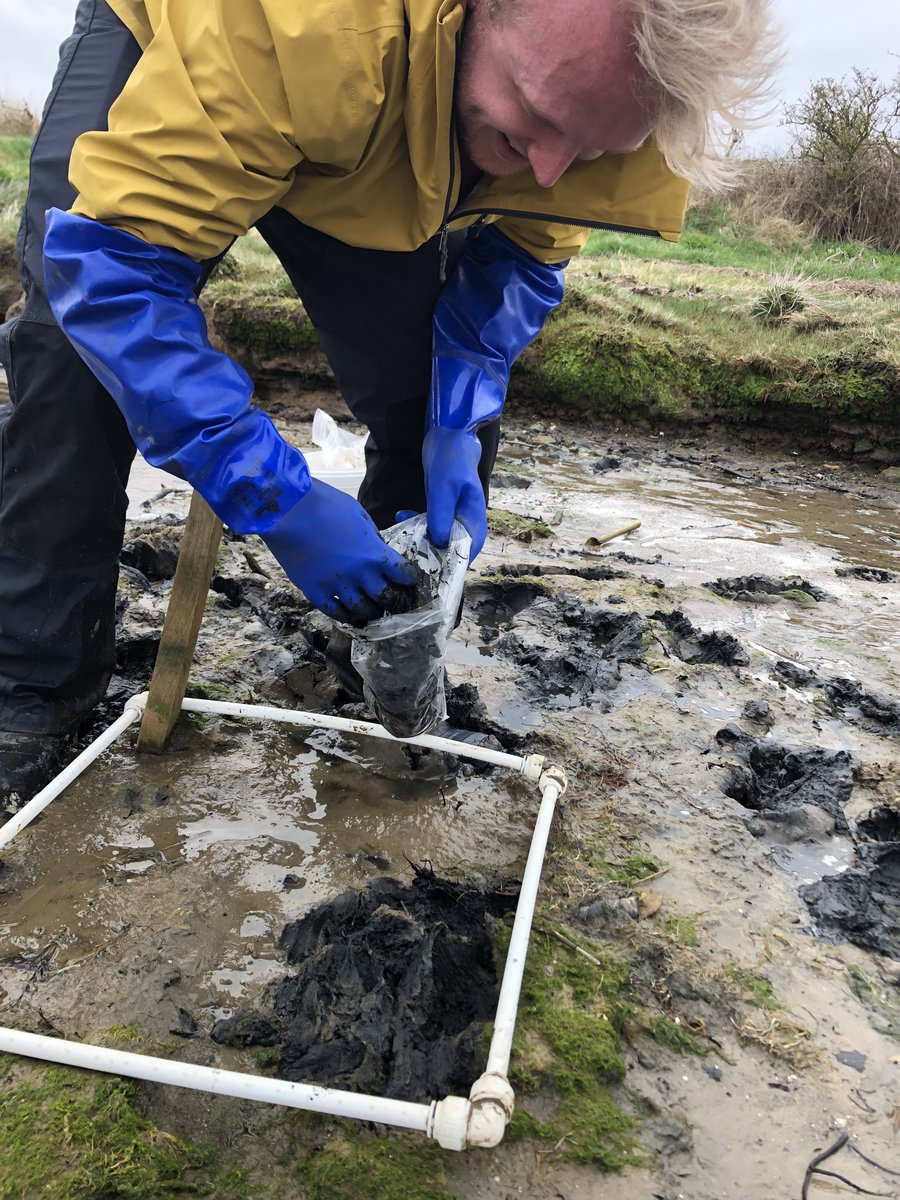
[527,137,578,188]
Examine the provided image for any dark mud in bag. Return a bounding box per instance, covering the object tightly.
[347,515,470,737]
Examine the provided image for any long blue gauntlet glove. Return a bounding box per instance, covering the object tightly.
[425,226,565,559]
[44,210,415,622]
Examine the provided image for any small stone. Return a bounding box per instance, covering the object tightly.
[742,700,771,723]
[835,1049,867,1073]
[618,895,640,920]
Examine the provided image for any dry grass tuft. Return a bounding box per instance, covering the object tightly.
[0,100,38,136]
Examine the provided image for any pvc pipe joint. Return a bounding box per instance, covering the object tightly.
[539,763,568,797]
[466,1072,516,1147]
[428,1073,515,1150]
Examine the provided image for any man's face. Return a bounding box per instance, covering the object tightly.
[455,0,656,188]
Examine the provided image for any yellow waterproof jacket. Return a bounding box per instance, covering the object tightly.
[71,0,690,265]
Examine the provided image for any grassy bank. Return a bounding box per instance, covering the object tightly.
[508,202,900,457]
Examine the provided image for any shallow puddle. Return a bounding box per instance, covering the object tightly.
[540,453,900,575]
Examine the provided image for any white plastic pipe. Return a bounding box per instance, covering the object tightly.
[485,766,567,1079]
[0,1027,434,1132]
[0,702,143,851]
[438,765,567,1152]
[176,694,545,777]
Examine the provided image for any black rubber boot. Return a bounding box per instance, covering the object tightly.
[0,731,66,815]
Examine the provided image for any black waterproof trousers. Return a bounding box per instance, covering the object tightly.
[0,0,499,735]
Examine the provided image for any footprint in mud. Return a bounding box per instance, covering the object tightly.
[775,662,900,738]
[801,805,900,960]
[834,565,898,582]
[651,610,748,667]
[467,577,553,628]
[704,574,830,604]
[715,725,854,836]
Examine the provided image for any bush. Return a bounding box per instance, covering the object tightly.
[728,69,900,253]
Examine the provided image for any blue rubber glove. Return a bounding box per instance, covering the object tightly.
[425,226,565,559]
[263,480,417,624]
[43,209,415,620]
[422,426,486,558]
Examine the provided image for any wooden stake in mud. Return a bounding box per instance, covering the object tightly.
[137,490,223,754]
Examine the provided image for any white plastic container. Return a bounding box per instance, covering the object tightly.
[304,448,365,498]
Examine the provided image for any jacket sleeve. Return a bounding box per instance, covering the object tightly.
[69,0,305,261]
[492,216,593,264]
[43,208,311,534]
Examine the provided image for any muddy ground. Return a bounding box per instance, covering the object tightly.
[0,404,898,1199]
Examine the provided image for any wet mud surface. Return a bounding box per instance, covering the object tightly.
[2,417,900,1200]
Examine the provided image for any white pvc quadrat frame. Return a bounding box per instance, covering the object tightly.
[0,691,567,1152]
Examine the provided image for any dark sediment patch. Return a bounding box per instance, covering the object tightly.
[857,805,900,842]
[773,661,818,689]
[801,807,900,960]
[566,605,648,661]
[117,563,152,594]
[715,725,854,833]
[651,610,749,667]
[495,562,630,582]
[265,868,518,1100]
[120,536,179,582]
[497,633,621,707]
[120,518,184,582]
[211,1011,281,1048]
[491,472,532,489]
[835,565,897,582]
[251,585,314,635]
[608,551,664,566]
[210,571,268,607]
[774,663,900,738]
[821,677,900,738]
[494,602,647,708]
[114,633,162,678]
[704,575,830,603]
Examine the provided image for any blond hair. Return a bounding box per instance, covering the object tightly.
[626,0,782,186]
[485,0,781,186]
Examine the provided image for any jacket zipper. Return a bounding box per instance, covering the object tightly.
[452,207,664,238]
[437,36,460,282]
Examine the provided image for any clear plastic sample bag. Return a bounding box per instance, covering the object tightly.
[346,515,471,738]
